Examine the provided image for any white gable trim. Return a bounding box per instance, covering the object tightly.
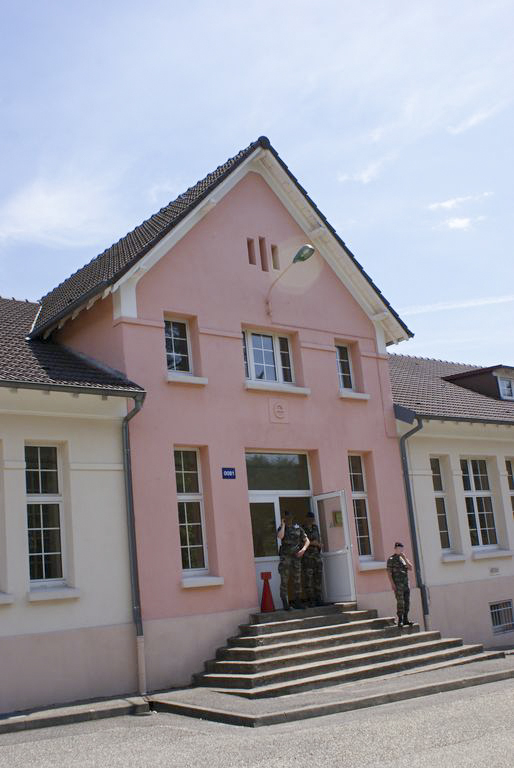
[107,147,408,344]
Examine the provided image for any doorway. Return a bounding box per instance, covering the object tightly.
[247,452,356,608]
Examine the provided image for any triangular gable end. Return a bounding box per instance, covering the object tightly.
[30,137,412,348]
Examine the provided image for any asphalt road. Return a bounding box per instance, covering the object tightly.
[0,680,513,768]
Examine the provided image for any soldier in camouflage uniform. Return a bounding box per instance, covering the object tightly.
[302,511,323,606]
[386,541,414,627]
[277,510,309,610]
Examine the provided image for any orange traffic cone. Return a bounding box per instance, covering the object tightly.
[260,571,275,613]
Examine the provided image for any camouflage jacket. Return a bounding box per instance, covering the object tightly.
[303,523,322,556]
[278,522,308,555]
[386,554,409,586]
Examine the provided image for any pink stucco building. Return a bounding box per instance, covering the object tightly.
[30,137,417,692]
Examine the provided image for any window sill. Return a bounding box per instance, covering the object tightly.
[244,381,311,396]
[441,553,466,563]
[27,587,81,602]
[181,576,225,589]
[0,592,14,605]
[338,390,370,401]
[167,372,208,386]
[471,549,514,561]
[358,560,386,571]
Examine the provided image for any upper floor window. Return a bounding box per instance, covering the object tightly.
[460,458,497,547]
[348,455,372,557]
[499,377,514,400]
[430,457,451,550]
[336,345,354,391]
[165,319,192,373]
[25,446,64,583]
[242,331,293,384]
[174,448,208,572]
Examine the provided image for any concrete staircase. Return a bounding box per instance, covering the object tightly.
[193,602,504,698]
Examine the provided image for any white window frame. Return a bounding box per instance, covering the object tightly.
[460,458,498,548]
[164,318,193,375]
[25,444,66,587]
[348,454,373,559]
[174,448,208,574]
[336,344,355,391]
[506,459,514,515]
[243,330,294,384]
[498,377,514,400]
[430,457,451,551]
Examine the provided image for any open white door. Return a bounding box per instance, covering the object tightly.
[314,491,356,602]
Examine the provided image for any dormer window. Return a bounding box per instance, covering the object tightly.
[499,377,514,400]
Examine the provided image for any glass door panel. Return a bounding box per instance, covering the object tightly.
[250,502,279,558]
[315,491,355,602]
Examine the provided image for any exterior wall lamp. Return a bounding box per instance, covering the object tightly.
[265,244,315,317]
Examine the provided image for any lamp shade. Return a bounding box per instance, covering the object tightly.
[292,244,315,263]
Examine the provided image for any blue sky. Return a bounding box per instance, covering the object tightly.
[1,0,512,365]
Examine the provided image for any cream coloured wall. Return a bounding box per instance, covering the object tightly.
[402,419,514,646]
[0,387,137,713]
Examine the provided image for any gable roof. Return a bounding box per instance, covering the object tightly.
[0,297,143,396]
[29,136,412,342]
[389,354,514,425]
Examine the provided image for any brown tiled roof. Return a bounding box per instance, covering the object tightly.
[30,137,412,340]
[389,354,514,425]
[0,297,143,395]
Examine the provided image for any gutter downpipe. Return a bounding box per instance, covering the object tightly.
[395,404,429,631]
[122,391,147,695]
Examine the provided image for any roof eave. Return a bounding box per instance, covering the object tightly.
[0,378,145,399]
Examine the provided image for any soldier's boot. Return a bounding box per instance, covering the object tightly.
[282,597,291,611]
[397,613,404,627]
[402,614,414,626]
[291,599,304,609]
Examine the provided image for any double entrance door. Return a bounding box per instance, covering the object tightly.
[249,491,355,608]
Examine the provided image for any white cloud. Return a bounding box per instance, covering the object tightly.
[400,294,514,317]
[337,154,395,184]
[445,217,472,230]
[434,215,486,231]
[428,192,491,210]
[447,104,504,135]
[0,174,124,248]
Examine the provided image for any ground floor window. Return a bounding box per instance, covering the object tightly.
[430,457,451,550]
[506,459,514,514]
[174,448,207,571]
[25,445,64,583]
[460,458,498,546]
[348,455,372,557]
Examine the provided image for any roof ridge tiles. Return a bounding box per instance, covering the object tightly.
[388,353,481,368]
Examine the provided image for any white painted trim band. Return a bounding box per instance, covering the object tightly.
[244,381,311,396]
[471,549,513,561]
[339,391,370,401]
[27,587,81,602]
[167,373,208,386]
[181,576,225,588]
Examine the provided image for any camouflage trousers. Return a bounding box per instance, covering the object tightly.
[393,581,410,617]
[278,552,302,600]
[302,552,323,601]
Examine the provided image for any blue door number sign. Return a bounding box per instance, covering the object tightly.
[222,467,236,479]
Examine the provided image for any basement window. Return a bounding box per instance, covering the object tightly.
[490,600,514,634]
